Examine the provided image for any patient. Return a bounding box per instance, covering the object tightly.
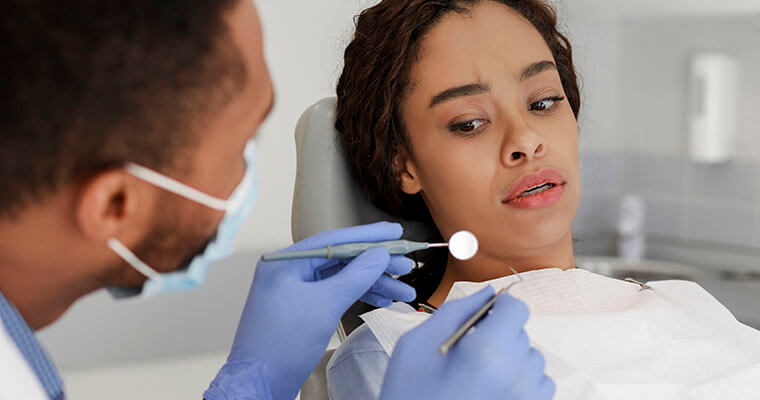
[337,0,580,308]
[328,0,579,397]
[326,0,760,399]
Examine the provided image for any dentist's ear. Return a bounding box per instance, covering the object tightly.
[75,169,154,242]
[396,153,422,195]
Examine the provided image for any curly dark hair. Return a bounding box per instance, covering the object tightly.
[335,0,581,304]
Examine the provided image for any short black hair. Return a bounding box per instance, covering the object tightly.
[0,0,246,219]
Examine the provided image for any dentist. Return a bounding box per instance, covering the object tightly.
[0,1,553,400]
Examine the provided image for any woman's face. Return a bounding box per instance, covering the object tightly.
[400,1,580,266]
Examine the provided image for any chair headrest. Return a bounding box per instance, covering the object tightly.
[291,97,437,243]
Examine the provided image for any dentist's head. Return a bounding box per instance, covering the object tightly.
[0,0,273,328]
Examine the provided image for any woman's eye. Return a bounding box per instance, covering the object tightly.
[449,119,488,135]
[529,96,565,112]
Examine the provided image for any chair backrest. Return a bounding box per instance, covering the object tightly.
[291,97,436,335]
[299,349,334,400]
[293,97,437,400]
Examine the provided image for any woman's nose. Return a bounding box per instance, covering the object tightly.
[500,122,547,167]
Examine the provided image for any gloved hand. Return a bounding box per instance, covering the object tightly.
[205,222,416,400]
[379,287,555,400]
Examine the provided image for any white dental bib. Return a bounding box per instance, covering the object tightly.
[360,268,760,400]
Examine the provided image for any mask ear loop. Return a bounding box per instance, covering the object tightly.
[124,163,229,211]
[223,164,255,213]
[107,238,162,281]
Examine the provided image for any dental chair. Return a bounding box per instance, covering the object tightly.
[292,97,436,400]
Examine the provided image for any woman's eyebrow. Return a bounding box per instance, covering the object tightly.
[429,83,490,108]
[519,60,557,81]
[427,61,556,108]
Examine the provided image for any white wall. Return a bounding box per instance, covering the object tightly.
[570,0,760,18]
[61,351,228,400]
[562,0,760,162]
[618,16,760,162]
[236,0,376,253]
[560,9,623,155]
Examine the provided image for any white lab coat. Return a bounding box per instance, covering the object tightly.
[0,322,48,400]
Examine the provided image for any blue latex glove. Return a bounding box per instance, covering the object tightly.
[378,287,556,400]
[205,222,416,400]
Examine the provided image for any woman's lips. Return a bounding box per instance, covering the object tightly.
[504,183,566,209]
[502,168,567,210]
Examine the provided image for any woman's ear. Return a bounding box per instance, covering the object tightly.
[396,153,422,195]
[75,170,151,242]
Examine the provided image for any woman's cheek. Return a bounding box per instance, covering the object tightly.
[425,151,486,211]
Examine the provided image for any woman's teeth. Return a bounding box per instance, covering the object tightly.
[518,183,555,198]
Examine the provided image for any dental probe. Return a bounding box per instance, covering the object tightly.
[262,239,441,261]
[439,268,523,355]
[261,230,478,262]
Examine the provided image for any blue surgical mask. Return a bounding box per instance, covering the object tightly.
[107,141,258,299]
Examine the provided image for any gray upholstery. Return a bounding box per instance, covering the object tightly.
[292,96,437,336]
[292,97,436,244]
[293,98,435,400]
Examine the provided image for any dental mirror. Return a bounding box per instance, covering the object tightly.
[262,229,479,262]
[433,230,478,260]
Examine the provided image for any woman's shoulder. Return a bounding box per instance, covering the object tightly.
[325,322,392,400]
[328,322,388,371]
[327,301,419,370]
[328,301,419,377]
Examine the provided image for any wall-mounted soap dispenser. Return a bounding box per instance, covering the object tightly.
[688,53,738,164]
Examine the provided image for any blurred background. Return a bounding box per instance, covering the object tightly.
[35,0,760,398]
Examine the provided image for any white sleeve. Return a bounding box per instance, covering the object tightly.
[0,325,48,400]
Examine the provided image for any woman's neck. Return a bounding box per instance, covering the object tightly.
[426,235,575,307]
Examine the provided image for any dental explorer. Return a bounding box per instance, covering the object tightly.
[438,268,524,355]
[261,230,479,262]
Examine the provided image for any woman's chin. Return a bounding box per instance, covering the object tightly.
[483,226,574,259]
[492,200,578,250]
